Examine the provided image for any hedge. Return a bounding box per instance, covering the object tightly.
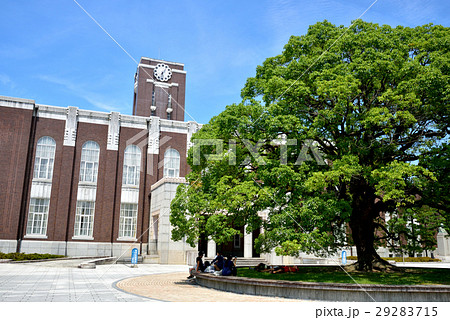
[0,252,65,261]
[346,256,441,262]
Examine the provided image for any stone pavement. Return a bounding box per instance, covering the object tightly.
[0,259,188,302]
[0,260,297,302]
[116,272,296,302]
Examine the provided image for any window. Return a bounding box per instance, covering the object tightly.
[26,198,50,235]
[122,145,141,186]
[167,94,172,107]
[167,112,171,120]
[74,201,95,237]
[118,203,138,238]
[234,234,241,248]
[33,136,56,180]
[79,141,100,183]
[163,148,180,177]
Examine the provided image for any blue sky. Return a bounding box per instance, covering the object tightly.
[0,0,449,124]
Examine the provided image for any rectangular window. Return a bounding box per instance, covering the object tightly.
[74,201,95,237]
[33,153,54,179]
[234,234,241,248]
[26,198,50,235]
[80,160,98,182]
[119,203,138,239]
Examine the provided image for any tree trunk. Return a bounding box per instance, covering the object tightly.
[349,213,392,271]
[347,180,398,272]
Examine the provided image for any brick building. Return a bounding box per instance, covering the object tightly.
[0,58,202,264]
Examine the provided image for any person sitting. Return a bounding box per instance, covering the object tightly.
[255,263,267,271]
[187,251,205,279]
[255,262,267,271]
[282,265,298,273]
[211,252,224,271]
[222,255,237,276]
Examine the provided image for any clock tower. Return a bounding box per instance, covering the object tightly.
[132,57,186,121]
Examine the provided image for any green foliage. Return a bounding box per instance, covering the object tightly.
[381,206,445,256]
[419,143,450,233]
[170,20,450,269]
[0,252,65,261]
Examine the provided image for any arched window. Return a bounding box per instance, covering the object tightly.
[122,145,141,186]
[163,148,180,177]
[79,141,100,183]
[33,136,56,180]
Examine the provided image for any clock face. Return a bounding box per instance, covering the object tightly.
[153,63,172,81]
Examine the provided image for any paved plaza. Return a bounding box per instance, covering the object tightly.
[0,260,188,302]
[0,260,294,302]
[2,260,448,302]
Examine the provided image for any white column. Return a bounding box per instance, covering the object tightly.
[207,238,216,258]
[244,225,253,258]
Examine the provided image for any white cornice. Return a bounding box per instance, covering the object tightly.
[146,79,179,88]
[36,104,67,120]
[0,96,34,110]
[120,114,148,129]
[160,119,189,134]
[77,109,110,125]
[140,57,184,67]
[151,177,187,191]
[139,63,186,74]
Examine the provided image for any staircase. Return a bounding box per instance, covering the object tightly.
[205,257,267,267]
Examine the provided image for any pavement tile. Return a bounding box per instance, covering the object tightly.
[0,260,306,302]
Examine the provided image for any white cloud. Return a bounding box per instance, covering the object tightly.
[37,74,121,112]
[0,73,15,89]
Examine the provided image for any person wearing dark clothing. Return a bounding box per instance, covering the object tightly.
[188,252,205,279]
[222,255,237,276]
[211,252,224,271]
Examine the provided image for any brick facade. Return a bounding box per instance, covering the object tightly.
[0,58,201,262]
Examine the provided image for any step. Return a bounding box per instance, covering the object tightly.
[205,257,267,267]
[142,255,159,264]
[115,255,144,264]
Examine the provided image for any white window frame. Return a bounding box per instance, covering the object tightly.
[74,201,95,238]
[122,145,141,186]
[79,141,100,183]
[118,203,138,240]
[163,148,180,178]
[33,136,56,180]
[26,198,50,236]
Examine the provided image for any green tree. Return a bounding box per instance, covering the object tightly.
[420,143,450,229]
[380,206,445,257]
[170,20,449,271]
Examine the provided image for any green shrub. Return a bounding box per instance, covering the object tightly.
[346,256,440,262]
[0,252,65,261]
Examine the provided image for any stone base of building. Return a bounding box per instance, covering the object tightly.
[0,239,147,260]
[0,240,17,253]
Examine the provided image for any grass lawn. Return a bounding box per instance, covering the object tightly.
[236,266,450,286]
